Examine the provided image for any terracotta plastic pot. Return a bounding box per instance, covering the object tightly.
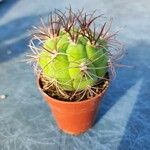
[37,77,109,135]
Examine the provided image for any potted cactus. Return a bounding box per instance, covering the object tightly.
[27,7,123,135]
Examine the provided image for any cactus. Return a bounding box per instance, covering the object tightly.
[28,8,123,101]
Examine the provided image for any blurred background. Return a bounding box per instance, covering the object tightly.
[0,0,150,149]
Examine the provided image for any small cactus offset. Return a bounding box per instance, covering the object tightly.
[28,7,123,101]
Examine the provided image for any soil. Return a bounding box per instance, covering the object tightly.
[39,73,109,102]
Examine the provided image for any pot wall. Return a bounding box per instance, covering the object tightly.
[43,93,104,135]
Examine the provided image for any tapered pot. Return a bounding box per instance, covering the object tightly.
[37,77,109,135]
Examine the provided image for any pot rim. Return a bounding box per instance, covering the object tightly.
[37,74,110,104]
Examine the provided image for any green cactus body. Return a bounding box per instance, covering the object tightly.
[28,8,122,100]
[38,33,108,91]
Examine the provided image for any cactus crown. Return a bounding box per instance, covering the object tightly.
[27,7,123,101]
